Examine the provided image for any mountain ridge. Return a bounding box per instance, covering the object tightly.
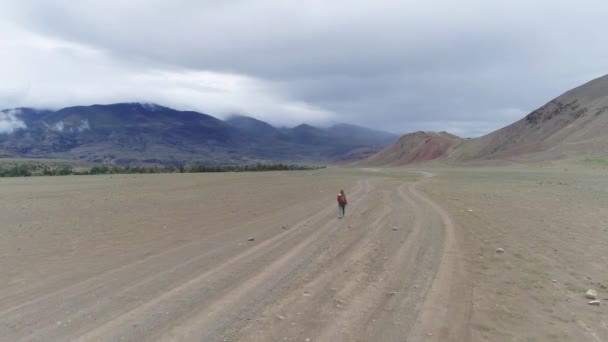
[0,103,398,165]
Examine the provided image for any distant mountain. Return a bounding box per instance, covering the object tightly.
[0,103,398,165]
[360,131,462,166]
[362,74,608,166]
[225,115,281,137]
[225,116,399,159]
[324,123,400,147]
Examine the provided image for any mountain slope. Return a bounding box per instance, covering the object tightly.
[0,103,396,165]
[1,103,244,164]
[360,131,462,166]
[226,116,398,158]
[362,74,608,166]
[450,74,608,162]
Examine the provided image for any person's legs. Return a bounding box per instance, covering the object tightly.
[339,204,345,218]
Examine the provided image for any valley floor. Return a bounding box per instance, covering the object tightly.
[0,165,606,341]
[419,165,608,341]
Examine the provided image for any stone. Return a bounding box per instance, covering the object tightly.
[496,248,505,253]
[248,237,255,241]
[586,289,598,300]
[588,300,600,306]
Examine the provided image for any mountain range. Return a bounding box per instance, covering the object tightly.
[0,103,398,165]
[3,74,606,167]
[362,74,608,166]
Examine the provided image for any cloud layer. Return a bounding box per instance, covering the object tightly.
[2,0,608,136]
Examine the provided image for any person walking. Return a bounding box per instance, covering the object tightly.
[337,189,347,218]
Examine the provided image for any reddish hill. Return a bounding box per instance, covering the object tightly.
[360,131,462,166]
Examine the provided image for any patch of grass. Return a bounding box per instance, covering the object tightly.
[545,332,571,341]
[583,157,608,165]
[563,281,583,293]
[528,266,550,282]
[518,263,552,290]
[472,323,494,333]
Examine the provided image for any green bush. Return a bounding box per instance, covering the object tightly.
[0,162,323,177]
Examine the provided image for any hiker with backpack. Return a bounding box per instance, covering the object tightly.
[337,189,347,218]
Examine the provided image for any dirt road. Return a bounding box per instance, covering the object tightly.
[0,170,469,341]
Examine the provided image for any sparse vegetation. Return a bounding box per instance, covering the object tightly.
[0,162,325,177]
[0,164,33,177]
[583,156,608,165]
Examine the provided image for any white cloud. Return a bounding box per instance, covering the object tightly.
[0,109,27,134]
[0,22,334,127]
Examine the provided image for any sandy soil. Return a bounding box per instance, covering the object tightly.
[1,166,606,341]
[420,165,608,341]
[0,169,467,342]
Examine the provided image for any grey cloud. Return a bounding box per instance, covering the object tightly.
[3,0,608,136]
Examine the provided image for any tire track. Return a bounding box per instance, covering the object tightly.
[232,171,470,342]
[72,180,374,341]
[407,172,472,341]
[5,180,368,342]
[3,171,471,342]
[230,179,397,342]
[315,178,446,341]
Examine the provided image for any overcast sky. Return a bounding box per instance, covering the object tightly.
[1,0,607,137]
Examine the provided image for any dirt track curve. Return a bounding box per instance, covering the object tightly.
[1,171,470,341]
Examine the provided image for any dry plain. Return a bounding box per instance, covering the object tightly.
[0,165,606,341]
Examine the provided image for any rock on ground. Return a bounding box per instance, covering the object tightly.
[585,289,598,300]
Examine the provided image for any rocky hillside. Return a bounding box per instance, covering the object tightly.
[362,74,608,166]
[449,74,608,162]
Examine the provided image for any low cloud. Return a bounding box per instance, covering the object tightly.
[77,119,90,132]
[44,119,91,133]
[49,120,65,132]
[0,109,27,134]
